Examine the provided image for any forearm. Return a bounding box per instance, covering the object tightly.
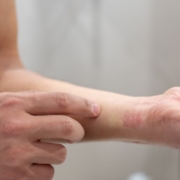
[0,68,160,142]
[0,0,158,143]
[0,0,179,148]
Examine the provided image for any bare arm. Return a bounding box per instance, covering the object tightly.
[0,0,132,142]
[1,0,180,149]
[0,2,102,180]
[0,0,23,72]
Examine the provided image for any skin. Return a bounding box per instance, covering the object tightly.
[0,91,100,180]
[0,1,100,180]
[1,0,180,179]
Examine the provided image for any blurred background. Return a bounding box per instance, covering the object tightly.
[16,0,180,179]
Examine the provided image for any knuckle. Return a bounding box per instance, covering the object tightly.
[2,120,28,137]
[8,149,21,161]
[54,92,69,109]
[2,123,19,137]
[62,117,74,136]
[165,87,180,96]
[0,96,22,109]
[84,98,91,109]
[164,87,180,101]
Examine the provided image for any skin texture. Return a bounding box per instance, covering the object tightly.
[1,0,180,146]
[0,91,100,180]
[0,1,100,180]
[147,88,180,148]
[1,0,180,179]
[2,69,180,149]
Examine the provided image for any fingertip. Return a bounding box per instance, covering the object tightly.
[76,125,85,142]
[92,103,101,116]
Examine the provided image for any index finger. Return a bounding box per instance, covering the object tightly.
[22,92,100,117]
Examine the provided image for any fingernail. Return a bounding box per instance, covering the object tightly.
[92,103,100,116]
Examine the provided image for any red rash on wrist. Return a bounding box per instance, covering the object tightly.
[122,97,157,130]
[123,105,144,129]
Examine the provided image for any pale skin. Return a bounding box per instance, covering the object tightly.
[0,1,100,180]
[0,91,100,180]
[1,0,180,180]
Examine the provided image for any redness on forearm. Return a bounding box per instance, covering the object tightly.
[0,69,159,142]
[121,96,161,142]
[123,101,147,129]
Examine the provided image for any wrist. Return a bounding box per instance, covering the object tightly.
[121,95,162,143]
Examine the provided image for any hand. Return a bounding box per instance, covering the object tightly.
[0,91,100,180]
[148,87,180,148]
